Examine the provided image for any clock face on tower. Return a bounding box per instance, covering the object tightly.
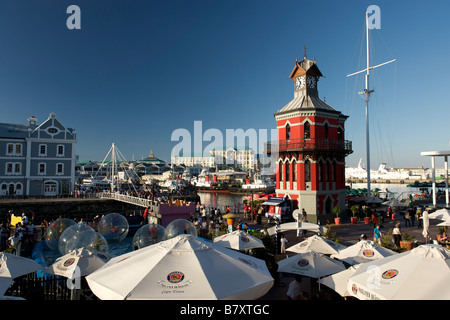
[295,76,305,90]
[307,76,317,89]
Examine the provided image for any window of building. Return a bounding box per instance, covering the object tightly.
[57,145,64,157]
[6,163,13,174]
[56,163,64,175]
[39,144,47,156]
[286,124,291,141]
[318,161,323,182]
[332,162,336,182]
[286,162,290,182]
[324,123,329,139]
[6,143,22,156]
[38,163,46,175]
[14,163,21,174]
[304,122,311,139]
[304,160,311,182]
[337,127,343,140]
[293,160,297,182]
[7,144,14,155]
[279,161,283,182]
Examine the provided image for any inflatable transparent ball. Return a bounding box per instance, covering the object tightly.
[132,223,169,250]
[58,223,94,254]
[97,213,129,242]
[64,230,109,253]
[166,219,197,239]
[45,218,77,251]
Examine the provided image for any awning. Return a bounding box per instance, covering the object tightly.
[262,200,285,206]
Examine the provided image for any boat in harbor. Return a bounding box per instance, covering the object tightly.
[346,159,412,182]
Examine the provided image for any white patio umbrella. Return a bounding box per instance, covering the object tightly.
[382,199,407,208]
[0,252,43,295]
[86,234,274,300]
[318,264,361,297]
[330,240,397,265]
[277,251,346,278]
[428,208,450,220]
[422,210,430,243]
[43,248,114,278]
[347,244,450,300]
[267,222,327,236]
[213,230,265,251]
[437,220,450,227]
[286,235,347,255]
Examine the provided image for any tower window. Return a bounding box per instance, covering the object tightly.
[286,162,290,182]
[279,161,283,182]
[324,123,329,139]
[293,160,297,182]
[338,127,343,140]
[304,160,311,182]
[318,161,322,182]
[286,124,291,141]
[304,122,310,139]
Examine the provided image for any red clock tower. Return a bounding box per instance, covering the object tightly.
[267,54,353,224]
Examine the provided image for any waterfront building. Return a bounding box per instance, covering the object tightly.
[171,153,215,170]
[210,147,255,171]
[0,113,77,196]
[266,55,353,223]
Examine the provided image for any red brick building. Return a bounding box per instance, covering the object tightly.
[267,56,353,223]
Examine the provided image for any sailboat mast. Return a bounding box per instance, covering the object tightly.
[365,12,372,198]
[347,10,396,199]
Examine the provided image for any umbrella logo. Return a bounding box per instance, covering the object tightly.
[300,242,308,247]
[167,271,185,284]
[297,259,309,268]
[362,250,375,257]
[240,236,250,243]
[351,284,358,294]
[382,269,398,280]
[63,258,75,267]
[238,257,257,268]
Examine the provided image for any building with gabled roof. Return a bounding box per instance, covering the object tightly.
[0,113,77,196]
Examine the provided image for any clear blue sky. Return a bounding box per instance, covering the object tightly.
[0,0,449,169]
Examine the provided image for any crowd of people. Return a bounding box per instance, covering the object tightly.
[0,211,39,256]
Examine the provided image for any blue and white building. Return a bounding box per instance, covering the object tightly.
[0,113,77,196]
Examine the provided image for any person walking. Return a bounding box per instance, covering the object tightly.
[404,209,411,228]
[374,224,381,245]
[371,211,378,229]
[280,233,288,257]
[393,222,402,250]
[417,208,423,228]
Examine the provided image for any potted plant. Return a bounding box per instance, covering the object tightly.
[363,206,371,224]
[333,206,342,225]
[400,230,416,251]
[350,205,359,224]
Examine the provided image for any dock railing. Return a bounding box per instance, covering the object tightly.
[97,192,155,208]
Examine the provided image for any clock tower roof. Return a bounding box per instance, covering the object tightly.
[289,58,323,79]
[274,56,347,118]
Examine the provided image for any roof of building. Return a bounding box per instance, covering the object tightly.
[275,94,338,115]
[0,113,75,140]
